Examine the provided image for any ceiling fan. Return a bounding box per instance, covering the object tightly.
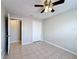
[34,0,65,13]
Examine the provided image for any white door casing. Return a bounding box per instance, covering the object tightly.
[8,13,10,54]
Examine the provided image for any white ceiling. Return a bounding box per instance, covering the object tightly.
[2,0,77,20]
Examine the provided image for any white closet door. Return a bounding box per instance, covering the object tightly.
[32,21,42,42]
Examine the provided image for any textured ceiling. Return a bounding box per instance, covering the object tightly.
[2,0,77,20]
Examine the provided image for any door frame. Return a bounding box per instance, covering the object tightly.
[10,17,23,45]
[5,16,8,54]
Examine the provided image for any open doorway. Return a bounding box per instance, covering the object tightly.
[10,18,22,45]
[5,16,22,54]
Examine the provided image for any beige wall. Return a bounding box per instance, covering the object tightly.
[43,9,77,54]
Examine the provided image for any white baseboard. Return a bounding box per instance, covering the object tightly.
[22,40,43,46]
[22,42,33,46]
[10,40,43,45]
[44,40,77,55]
[10,40,19,44]
[1,50,5,59]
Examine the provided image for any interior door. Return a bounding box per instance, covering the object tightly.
[5,14,10,54]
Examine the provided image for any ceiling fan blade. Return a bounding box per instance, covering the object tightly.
[34,5,43,7]
[41,9,45,13]
[51,9,55,12]
[53,0,65,6]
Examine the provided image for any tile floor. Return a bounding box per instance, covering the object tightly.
[3,41,77,59]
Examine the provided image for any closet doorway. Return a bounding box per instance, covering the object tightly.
[5,14,22,54]
[10,18,22,45]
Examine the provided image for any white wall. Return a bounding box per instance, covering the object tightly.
[1,5,8,59]
[22,18,32,45]
[10,15,43,45]
[43,9,77,54]
[22,18,42,45]
[10,20,20,43]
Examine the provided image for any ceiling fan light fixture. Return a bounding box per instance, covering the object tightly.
[44,0,52,12]
[44,6,52,12]
[34,0,65,13]
[48,7,52,11]
[44,6,49,12]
